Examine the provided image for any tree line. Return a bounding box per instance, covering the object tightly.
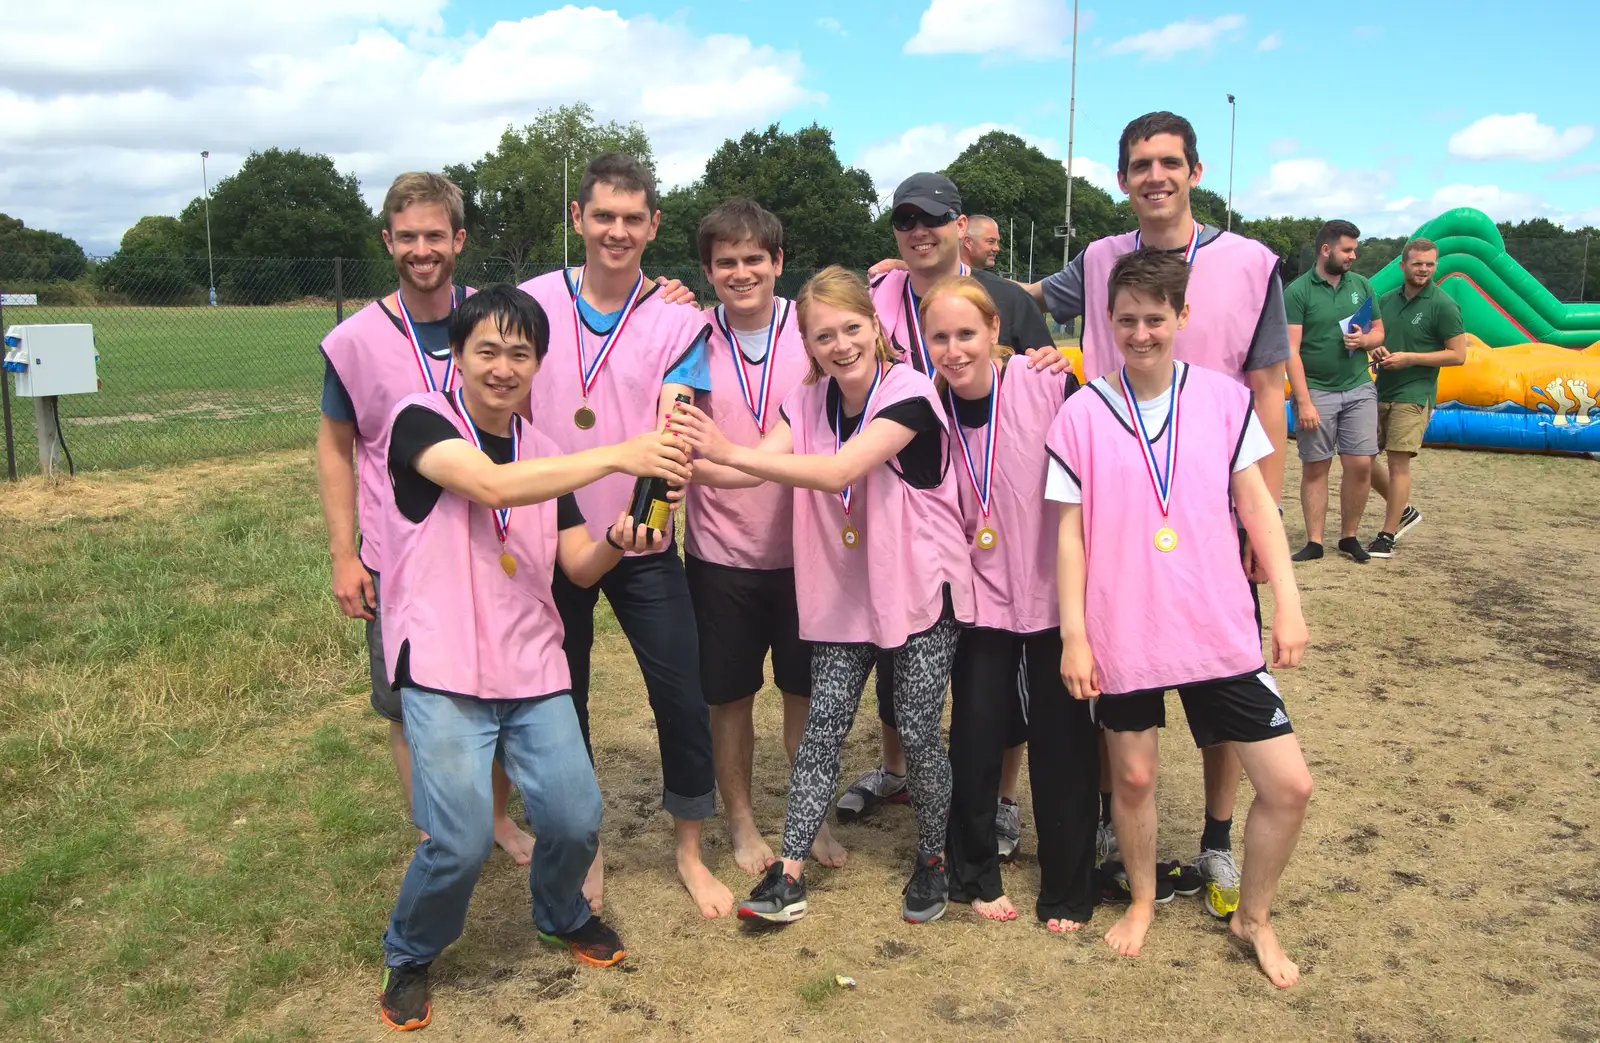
[4,103,1595,305]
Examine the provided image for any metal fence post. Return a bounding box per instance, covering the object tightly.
[0,290,14,481]
[334,256,344,325]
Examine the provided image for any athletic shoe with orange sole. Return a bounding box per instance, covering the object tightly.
[379,961,432,1031]
[539,915,627,968]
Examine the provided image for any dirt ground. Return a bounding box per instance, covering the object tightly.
[242,448,1598,1042]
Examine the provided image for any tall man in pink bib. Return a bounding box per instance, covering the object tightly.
[518,153,732,918]
[318,173,534,864]
[685,200,846,875]
[1023,112,1291,920]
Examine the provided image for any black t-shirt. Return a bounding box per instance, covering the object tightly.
[949,359,1081,428]
[388,405,585,527]
[824,374,945,489]
[971,269,1056,353]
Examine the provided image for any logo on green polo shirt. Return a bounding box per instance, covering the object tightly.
[1351,291,1361,304]
[1412,313,1423,325]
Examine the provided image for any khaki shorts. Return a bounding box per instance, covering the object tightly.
[1378,401,1432,454]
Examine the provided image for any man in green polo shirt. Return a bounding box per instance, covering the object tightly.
[1285,220,1386,563]
[1366,237,1468,558]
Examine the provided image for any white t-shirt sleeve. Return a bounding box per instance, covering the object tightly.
[1044,457,1081,503]
[1232,411,1273,472]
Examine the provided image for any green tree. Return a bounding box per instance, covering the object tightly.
[97,216,201,304]
[1236,215,1322,281]
[0,213,88,281]
[454,103,652,274]
[1189,187,1244,233]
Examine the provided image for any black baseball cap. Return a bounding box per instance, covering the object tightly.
[892,173,963,217]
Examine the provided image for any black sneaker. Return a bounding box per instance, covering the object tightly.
[1164,860,1204,897]
[901,853,949,923]
[1338,536,1371,563]
[379,961,432,1031]
[737,863,808,923]
[1395,505,1423,539]
[1095,860,1176,905]
[538,914,627,967]
[1367,532,1396,558]
[1291,542,1324,562]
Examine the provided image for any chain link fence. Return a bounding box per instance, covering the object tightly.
[0,255,827,478]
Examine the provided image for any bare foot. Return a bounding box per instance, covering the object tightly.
[583,846,604,913]
[973,896,1018,921]
[729,816,776,875]
[494,816,535,866]
[1103,903,1155,956]
[810,823,848,868]
[1231,914,1300,988]
[1047,917,1086,933]
[677,851,735,918]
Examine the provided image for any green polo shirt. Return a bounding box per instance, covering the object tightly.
[1376,281,1466,404]
[1284,268,1379,392]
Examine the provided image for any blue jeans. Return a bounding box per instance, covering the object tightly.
[382,688,601,967]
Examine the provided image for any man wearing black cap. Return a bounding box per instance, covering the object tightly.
[839,172,1061,867]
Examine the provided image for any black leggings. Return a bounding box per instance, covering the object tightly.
[946,627,1100,923]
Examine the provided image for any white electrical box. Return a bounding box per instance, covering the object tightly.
[4,324,99,397]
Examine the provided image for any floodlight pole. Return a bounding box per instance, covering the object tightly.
[563,152,570,270]
[201,151,216,305]
[1063,0,1079,266]
[1226,95,1237,232]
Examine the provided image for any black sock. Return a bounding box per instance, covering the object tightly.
[1099,791,1113,825]
[1201,814,1232,852]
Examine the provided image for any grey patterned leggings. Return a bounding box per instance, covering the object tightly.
[781,620,961,863]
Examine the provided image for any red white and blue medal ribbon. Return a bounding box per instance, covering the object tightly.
[902,263,968,375]
[397,285,458,392]
[1133,221,1202,265]
[947,361,1002,550]
[1118,363,1182,552]
[714,297,787,433]
[570,266,646,404]
[835,362,887,521]
[452,387,521,572]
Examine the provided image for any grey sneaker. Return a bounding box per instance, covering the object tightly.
[1395,505,1423,539]
[995,799,1022,862]
[835,765,909,823]
[1095,819,1121,867]
[901,853,949,923]
[736,863,808,923]
[1196,848,1241,919]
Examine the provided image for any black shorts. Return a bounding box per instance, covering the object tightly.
[1094,667,1293,748]
[366,570,402,723]
[685,554,811,705]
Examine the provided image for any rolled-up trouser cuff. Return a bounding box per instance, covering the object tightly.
[664,784,716,821]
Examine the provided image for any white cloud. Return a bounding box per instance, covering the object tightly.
[1448,113,1595,163]
[1256,31,1281,51]
[1549,162,1600,182]
[816,17,844,34]
[1106,14,1246,62]
[1,2,820,252]
[904,0,1085,59]
[1065,157,1120,193]
[1268,137,1299,157]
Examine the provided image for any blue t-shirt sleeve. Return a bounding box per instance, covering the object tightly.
[321,357,357,422]
[664,329,712,392]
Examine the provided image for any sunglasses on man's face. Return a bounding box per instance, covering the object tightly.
[891,209,959,232]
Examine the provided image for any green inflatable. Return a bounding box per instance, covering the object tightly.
[1369,208,1600,349]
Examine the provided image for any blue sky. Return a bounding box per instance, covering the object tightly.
[5,0,1596,254]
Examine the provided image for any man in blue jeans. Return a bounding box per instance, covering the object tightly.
[376,286,692,1030]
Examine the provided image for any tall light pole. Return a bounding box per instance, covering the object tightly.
[1062,0,1080,268]
[1226,95,1237,232]
[562,152,570,270]
[200,151,216,305]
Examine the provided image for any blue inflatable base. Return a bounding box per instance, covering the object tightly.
[1285,401,1600,456]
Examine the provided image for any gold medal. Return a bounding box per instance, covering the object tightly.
[500,551,518,577]
[842,525,860,549]
[1154,526,1179,553]
[976,526,998,551]
[574,405,596,429]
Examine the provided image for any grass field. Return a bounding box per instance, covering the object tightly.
[4,305,335,475]
[4,446,1598,1041]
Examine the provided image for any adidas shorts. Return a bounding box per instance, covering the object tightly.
[1093,667,1293,748]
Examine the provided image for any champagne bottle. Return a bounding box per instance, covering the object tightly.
[628,392,692,534]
